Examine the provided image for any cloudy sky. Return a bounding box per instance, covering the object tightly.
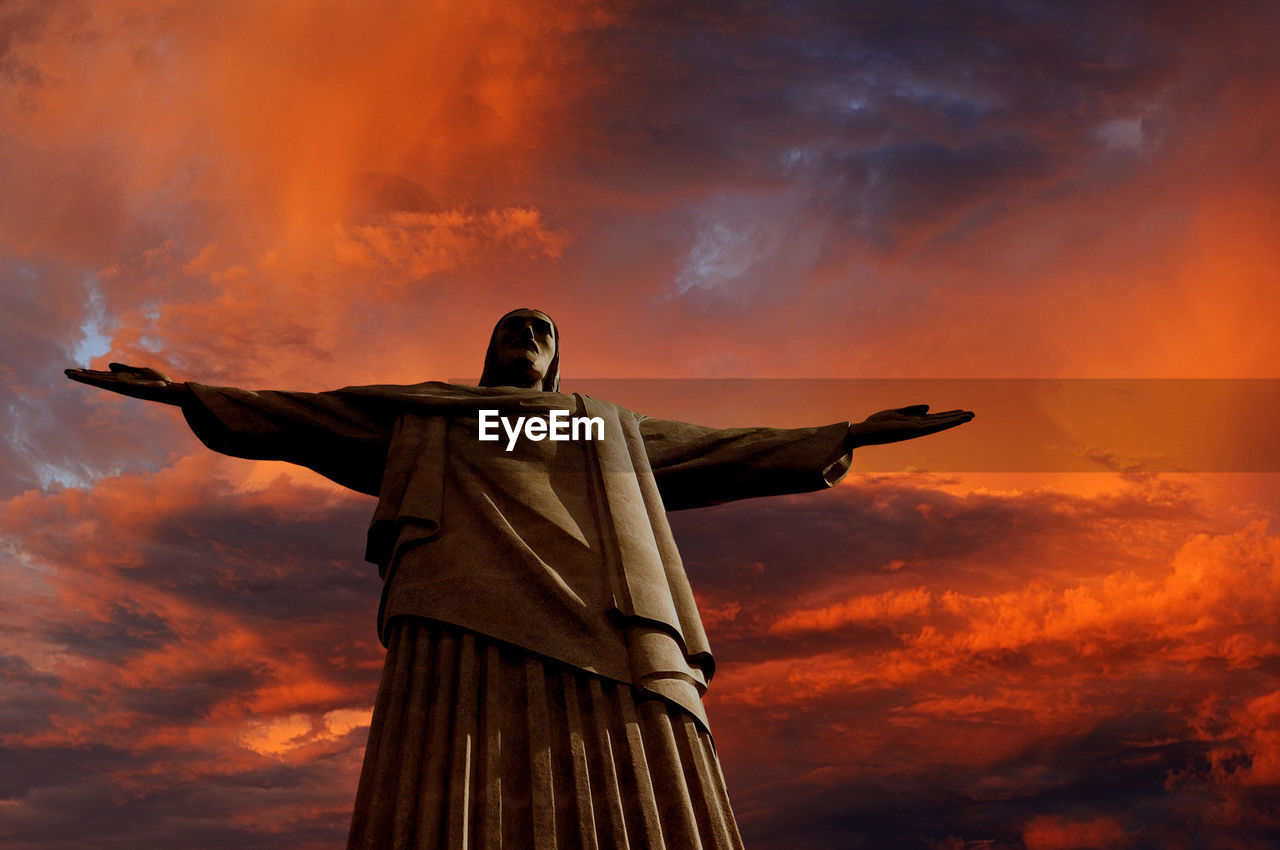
[3,1,1279,848]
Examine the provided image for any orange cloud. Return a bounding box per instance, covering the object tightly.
[757,519,1279,670]
[770,586,932,635]
[1023,815,1131,850]
[333,206,568,284]
[0,450,379,777]
[700,482,1280,842]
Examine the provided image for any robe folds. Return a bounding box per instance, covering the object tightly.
[181,381,852,847]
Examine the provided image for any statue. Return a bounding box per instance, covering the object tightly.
[66,308,973,849]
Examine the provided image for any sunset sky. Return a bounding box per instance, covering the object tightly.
[3,1,1279,848]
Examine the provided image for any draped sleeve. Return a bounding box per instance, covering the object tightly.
[638,416,854,510]
[181,383,394,497]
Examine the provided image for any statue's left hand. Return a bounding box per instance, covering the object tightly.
[64,363,189,406]
[846,404,974,448]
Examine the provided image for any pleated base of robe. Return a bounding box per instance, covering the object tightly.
[348,618,745,850]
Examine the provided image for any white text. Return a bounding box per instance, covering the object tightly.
[477,409,605,451]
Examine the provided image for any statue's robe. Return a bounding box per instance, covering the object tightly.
[182,382,851,850]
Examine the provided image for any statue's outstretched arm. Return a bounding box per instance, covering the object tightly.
[845,405,974,448]
[64,363,191,406]
[68,365,392,496]
[641,403,974,510]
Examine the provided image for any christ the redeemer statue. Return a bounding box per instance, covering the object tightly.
[66,308,973,850]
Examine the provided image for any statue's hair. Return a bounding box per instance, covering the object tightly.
[478,308,560,392]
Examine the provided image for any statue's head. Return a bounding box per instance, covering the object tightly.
[479,308,560,392]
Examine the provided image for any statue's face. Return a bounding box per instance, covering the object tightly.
[492,309,556,384]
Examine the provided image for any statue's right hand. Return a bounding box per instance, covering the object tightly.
[64,363,188,405]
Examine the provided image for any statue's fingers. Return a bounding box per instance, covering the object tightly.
[66,374,118,390]
[929,415,974,432]
[65,368,111,383]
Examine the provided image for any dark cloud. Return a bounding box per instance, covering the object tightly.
[684,478,1280,848]
[0,459,383,846]
[674,474,1210,656]
[547,0,1217,234]
[1,741,361,850]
